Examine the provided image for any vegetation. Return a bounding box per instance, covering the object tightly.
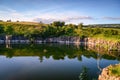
[0,44,119,61]
[108,64,120,77]
[0,21,120,41]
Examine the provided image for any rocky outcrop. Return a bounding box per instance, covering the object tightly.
[0,36,83,44]
[5,35,12,44]
[87,38,120,51]
[98,64,120,80]
[42,36,82,43]
[0,36,120,51]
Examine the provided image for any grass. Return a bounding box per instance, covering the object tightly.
[89,27,120,42]
[0,21,40,25]
[91,34,120,42]
[108,64,120,77]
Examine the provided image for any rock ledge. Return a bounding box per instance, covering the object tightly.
[98,64,120,80]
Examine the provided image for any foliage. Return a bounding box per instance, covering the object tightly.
[4,25,14,35]
[0,20,3,22]
[6,20,11,22]
[0,24,4,34]
[52,21,65,27]
[0,21,120,41]
[108,64,120,76]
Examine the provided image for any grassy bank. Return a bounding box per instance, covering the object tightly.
[91,34,120,42]
[0,21,120,41]
[87,27,120,41]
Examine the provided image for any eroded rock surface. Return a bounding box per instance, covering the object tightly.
[98,64,120,80]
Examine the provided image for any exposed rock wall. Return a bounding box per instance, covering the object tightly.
[0,36,120,51]
[98,64,120,80]
[0,36,82,44]
[42,36,81,43]
[87,38,120,51]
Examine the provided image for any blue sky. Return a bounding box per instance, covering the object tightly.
[0,0,120,24]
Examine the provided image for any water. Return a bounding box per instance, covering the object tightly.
[0,43,119,80]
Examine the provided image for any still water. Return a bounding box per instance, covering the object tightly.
[0,43,119,80]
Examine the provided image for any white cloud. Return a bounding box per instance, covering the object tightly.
[0,6,94,24]
[32,11,94,24]
[33,16,94,23]
[102,17,120,20]
[0,6,34,21]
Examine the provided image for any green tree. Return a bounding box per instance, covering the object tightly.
[52,21,65,27]
[0,24,4,34]
[4,26,14,35]
[78,23,83,29]
[6,20,11,22]
[0,20,3,22]
[92,27,102,35]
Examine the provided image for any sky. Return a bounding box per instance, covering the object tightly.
[0,0,120,24]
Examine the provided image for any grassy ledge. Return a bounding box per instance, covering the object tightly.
[108,64,120,77]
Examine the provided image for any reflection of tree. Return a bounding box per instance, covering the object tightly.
[39,56,43,63]
[96,46,103,72]
[52,53,65,60]
[77,56,82,61]
[0,44,119,62]
[79,66,98,80]
[68,55,76,59]
[45,55,50,59]
[79,66,88,80]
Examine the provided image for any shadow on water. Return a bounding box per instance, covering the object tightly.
[0,43,119,80]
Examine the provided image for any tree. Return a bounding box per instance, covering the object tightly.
[4,26,14,44]
[7,20,11,22]
[64,24,75,36]
[78,23,83,29]
[4,26,14,35]
[0,20,3,22]
[16,20,19,22]
[52,21,65,27]
[92,27,102,35]
[0,25,4,34]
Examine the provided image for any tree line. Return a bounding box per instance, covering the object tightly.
[0,21,120,40]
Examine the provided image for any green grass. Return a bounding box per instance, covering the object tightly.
[89,27,120,42]
[91,34,120,42]
[108,64,120,77]
[0,21,40,25]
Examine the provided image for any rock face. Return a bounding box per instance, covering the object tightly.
[0,36,120,51]
[86,38,120,55]
[98,64,120,80]
[87,38,120,51]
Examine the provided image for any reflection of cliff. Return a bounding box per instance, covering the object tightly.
[0,44,119,62]
[97,54,102,71]
[87,42,120,60]
[87,38,120,51]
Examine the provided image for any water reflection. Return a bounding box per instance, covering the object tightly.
[96,54,102,72]
[0,43,120,62]
[0,43,119,80]
[0,44,120,62]
[79,66,89,80]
